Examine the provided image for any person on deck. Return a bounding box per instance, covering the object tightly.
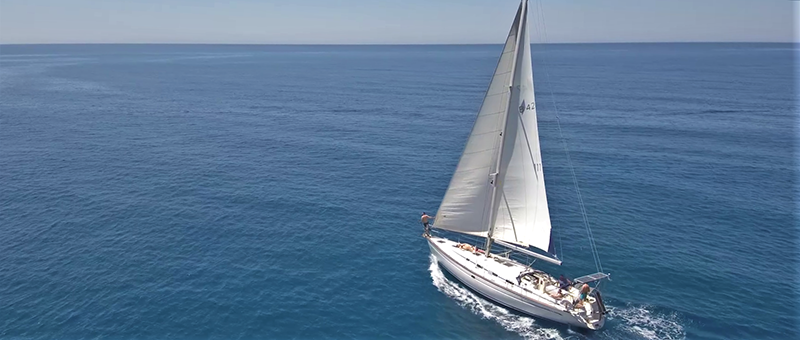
[421,212,434,237]
[575,283,591,306]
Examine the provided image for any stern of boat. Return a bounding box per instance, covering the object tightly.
[575,288,607,330]
[588,290,607,329]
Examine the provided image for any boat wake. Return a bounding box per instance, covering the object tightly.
[429,256,686,340]
[606,304,686,340]
[428,255,567,340]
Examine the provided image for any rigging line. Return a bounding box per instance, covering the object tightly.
[558,227,564,261]
[515,113,543,250]
[534,0,603,273]
[537,0,602,273]
[501,191,519,241]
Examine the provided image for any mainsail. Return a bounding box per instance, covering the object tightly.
[434,0,553,254]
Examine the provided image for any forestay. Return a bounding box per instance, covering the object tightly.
[434,0,553,254]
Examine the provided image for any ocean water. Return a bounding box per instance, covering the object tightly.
[0,43,795,340]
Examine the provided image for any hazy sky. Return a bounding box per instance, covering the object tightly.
[0,0,794,44]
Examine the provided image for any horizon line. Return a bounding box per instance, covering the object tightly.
[1,41,794,46]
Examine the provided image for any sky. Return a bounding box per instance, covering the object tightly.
[0,0,794,44]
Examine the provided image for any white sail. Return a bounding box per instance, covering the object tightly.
[491,3,553,253]
[433,4,522,237]
[435,0,553,254]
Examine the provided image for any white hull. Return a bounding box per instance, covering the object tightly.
[428,236,605,330]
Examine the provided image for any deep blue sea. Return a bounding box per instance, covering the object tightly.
[0,43,796,340]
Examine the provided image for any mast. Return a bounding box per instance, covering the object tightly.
[484,0,527,256]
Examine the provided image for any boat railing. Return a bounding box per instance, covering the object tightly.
[496,250,513,258]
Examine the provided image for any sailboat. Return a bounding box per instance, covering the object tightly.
[426,0,609,330]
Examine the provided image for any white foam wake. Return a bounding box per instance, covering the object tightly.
[606,304,686,340]
[428,255,569,340]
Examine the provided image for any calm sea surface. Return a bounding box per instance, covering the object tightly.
[0,43,796,340]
